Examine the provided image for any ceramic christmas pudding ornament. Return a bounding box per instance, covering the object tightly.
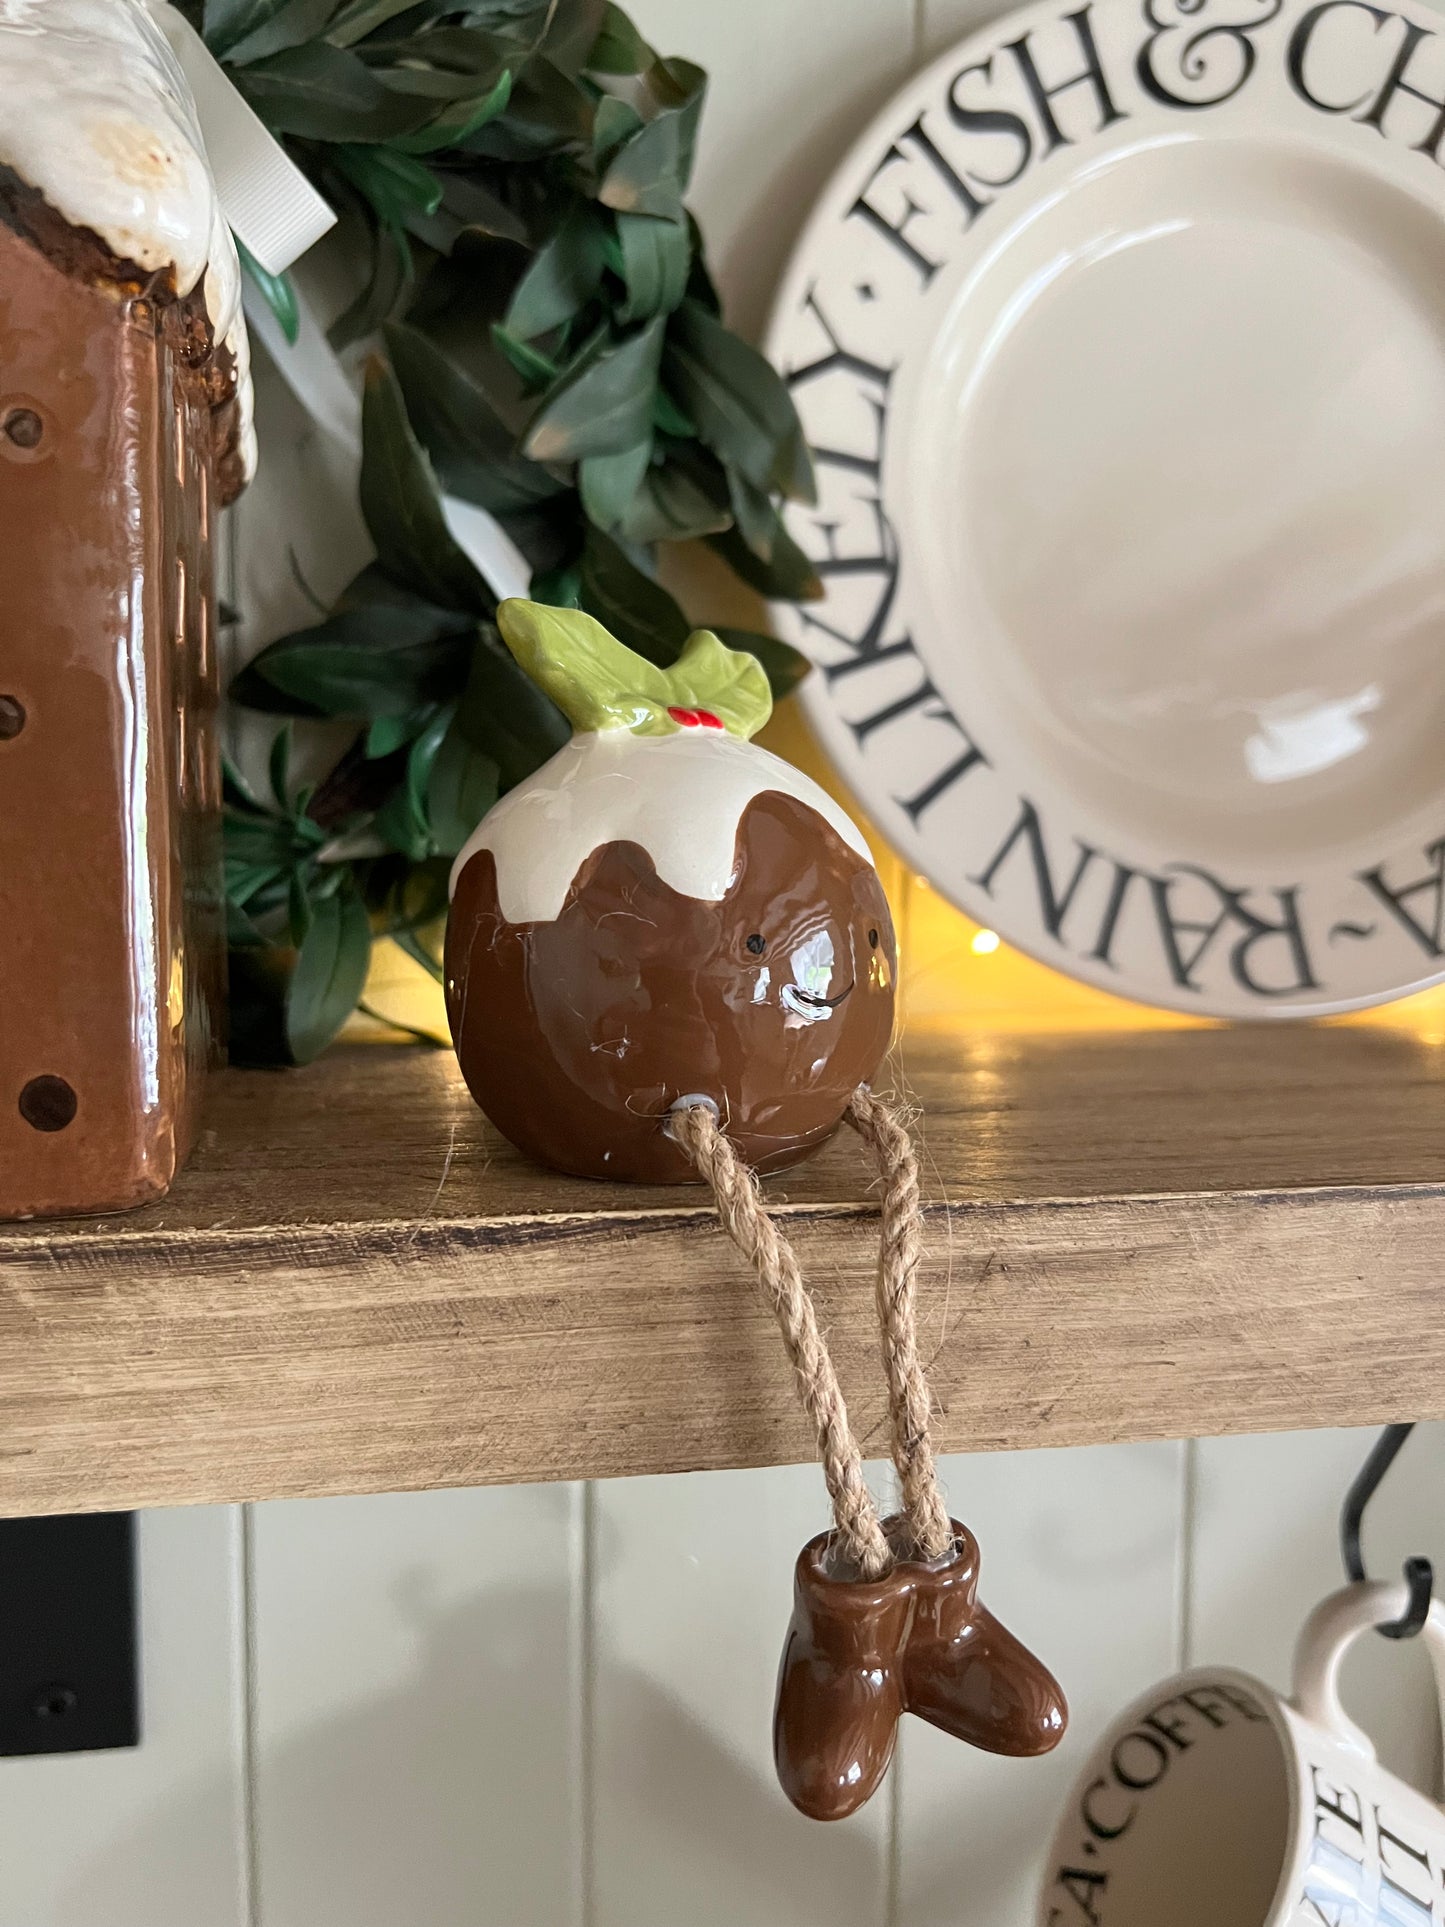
[447,599,896,1183]
[448,601,1068,1819]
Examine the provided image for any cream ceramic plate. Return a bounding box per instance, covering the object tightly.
[767,0,1445,1017]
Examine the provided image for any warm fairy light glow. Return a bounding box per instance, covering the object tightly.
[341,703,1445,1049]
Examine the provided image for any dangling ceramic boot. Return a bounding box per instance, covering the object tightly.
[773,1529,913,1822]
[902,1519,1067,1755]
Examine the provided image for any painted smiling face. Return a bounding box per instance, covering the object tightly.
[445,603,897,1183]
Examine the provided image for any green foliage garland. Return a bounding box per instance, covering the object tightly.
[186,0,821,1063]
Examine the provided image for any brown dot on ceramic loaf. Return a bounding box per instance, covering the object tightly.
[19,1076,77,1132]
[0,696,24,740]
[3,408,42,449]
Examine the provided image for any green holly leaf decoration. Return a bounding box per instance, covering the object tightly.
[495,598,771,740]
[662,628,775,738]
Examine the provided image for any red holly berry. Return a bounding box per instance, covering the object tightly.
[696,710,723,729]
[667,706,700,726]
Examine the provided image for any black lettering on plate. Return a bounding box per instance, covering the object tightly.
[1358,840,1445,957]
[1287,0,1390,112]
[1139,0,1285,109]
[1357,15,1445,158]
[1004,5,1127,149]
[972,798,1098,941]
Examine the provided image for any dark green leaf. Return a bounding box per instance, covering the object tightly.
[592,94,643,167]
[386,320,566,515]
[684,213,722,313]
[227,896,271,948]
[331,144,444,222]
[237,602,473,717]
[708,517,823,602]
[223,0,335,63]
[457,629,570,790]
[204,0,291,55]
[434,174,528,245]
[530,560,581,605]
[505,203,609,341]
[492,324,561,388]
[360,357,494,611]
[597,59,705,219]
[225,815,303,870]
[286,885,374,1063]
[537,0,609,73]
[366,707,434,757]
[467,56,593,161]
[426,714,499,854]
[395,71,512,152]
[587,2,652,72]
[326,0,428,47]
[236,43,436,141]
[650,385,694,438]
[578,439,651,529]
[288,867,315,946]
[374,707,450,858]
[236,236,299,344]
[523,315,664,461]
[328,217,416,348]
[392,925,446,982]
[711,628,813,701]
[725,465,778,560]
[269,722,294,809]
[616,211,689,324]
[664,299,815,501]
[578,528,688,666]
[614,458,730,545]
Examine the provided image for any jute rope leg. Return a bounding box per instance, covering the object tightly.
[668,1100,892,1580]
[844,1088,953,1561]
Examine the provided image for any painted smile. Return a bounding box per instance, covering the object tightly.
[784,979,854,1014]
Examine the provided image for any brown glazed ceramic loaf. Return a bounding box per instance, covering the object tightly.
[0,4,252,1218]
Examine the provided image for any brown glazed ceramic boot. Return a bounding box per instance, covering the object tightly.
[903,1520,1068,1756]
[774,1530,914,1822]
[774,1520,1067,1820]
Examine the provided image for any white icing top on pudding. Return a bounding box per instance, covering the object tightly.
[450,727,877,925]
[0,0,254,481]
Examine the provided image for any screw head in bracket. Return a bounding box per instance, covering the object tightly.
[31,1684,78,1721]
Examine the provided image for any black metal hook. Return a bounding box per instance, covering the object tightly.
[1340,1423,1434,1639]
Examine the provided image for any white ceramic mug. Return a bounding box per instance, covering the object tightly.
[1037,1582,1445,1927]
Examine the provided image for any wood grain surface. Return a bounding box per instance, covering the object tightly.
[1,1025,1440,1516]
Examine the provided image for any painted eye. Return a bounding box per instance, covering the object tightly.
[746,933,766,956]
[868,928,879,949]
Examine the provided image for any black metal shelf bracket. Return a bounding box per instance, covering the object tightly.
[1340,1423,1434,1641]
[0,1512,139,1755]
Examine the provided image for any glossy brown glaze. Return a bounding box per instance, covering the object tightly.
[774,1519,1068,1821]
[0,212,225,1220]
[446,791,896,1182]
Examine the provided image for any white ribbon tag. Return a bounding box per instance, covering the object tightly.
[245,283,533,602]
[148,1,336,274]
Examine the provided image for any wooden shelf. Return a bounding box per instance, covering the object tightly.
[1,1022,1442,1517]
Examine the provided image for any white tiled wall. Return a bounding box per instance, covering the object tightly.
[7,1428,1445,1927]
